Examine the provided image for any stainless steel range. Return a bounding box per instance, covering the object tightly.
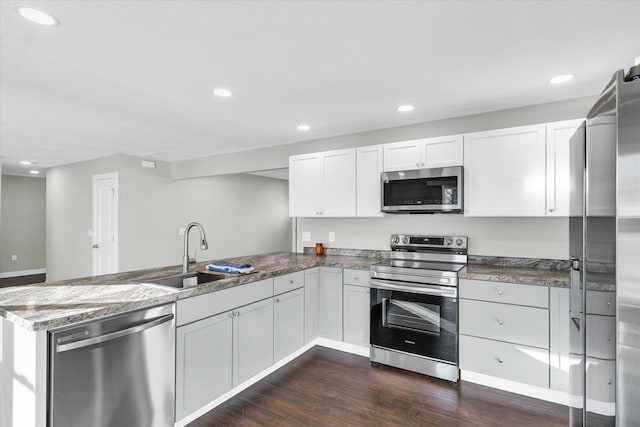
[369,234,467,382]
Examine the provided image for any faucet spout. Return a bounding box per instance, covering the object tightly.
[183,222,208,274]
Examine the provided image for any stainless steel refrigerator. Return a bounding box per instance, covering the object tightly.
[569,66,640,426]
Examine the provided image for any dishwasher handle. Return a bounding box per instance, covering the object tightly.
[56,313,174,353]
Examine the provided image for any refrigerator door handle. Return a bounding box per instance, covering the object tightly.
[570,257,582,324]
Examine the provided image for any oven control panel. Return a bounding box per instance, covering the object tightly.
[390,234,467,250]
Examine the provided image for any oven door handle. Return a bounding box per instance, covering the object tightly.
[369,279,457,298]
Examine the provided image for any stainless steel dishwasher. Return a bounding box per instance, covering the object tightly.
[48,303,175,427]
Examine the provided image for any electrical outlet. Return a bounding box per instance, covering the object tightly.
[11,255,17,261]
[178,227,185,236]
[302,231,311,242]
[328,231,335,242]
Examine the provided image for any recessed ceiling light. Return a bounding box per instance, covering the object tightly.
[29,170,40,175]
[549,74,575,84]
[397,105,414,112]
[297,124,310,131]
[16,7,59,26]
[213,88,232,97]
[20,160,38,165]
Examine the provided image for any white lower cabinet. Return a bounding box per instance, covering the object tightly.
[233,298,274,385]
[318,267,343,340]
[304,267,319,342]
[343,284,370,346]
[549,287,570,392]
[460,335,550,388]
[175,312,233,421]
[459,278,550,389]
[274,287,305,361]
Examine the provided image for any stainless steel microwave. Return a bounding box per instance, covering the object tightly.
[381,166,463,213]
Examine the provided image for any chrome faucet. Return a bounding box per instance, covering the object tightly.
[183,222,208,273]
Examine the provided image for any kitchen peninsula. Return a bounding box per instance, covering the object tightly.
[0,249,570,427]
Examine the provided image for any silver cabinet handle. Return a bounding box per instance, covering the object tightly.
[548,208,556,212]
[416,163,420,167]
[56,314,174,353]
[354,275,359,280]
[497,357,504,364]
[497,289,504,295]
[235,311,240,316]
[229,312,235,318]
[92,244,99,249]
[275,298,280,303]
[497,319,504,325]
[289,280,294,284]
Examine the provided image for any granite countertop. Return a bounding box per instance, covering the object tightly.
[0,251,382,331]
[459,264,569,288]
[0,250,584,332]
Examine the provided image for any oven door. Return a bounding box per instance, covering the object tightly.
[370,281,458,364]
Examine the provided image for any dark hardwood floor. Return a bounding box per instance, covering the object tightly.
[0,273,46,288]
[188,346,569,427]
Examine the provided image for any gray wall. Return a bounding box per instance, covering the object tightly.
[172,95,597,178]
[46,154,289,281]
[297,216,568,259]
[0,175,46,273]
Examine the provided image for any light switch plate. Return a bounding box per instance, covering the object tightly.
[329,231,335,242]
[302,231,311,242]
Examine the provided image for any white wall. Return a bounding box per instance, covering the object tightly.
[0,176,46,274]
[47,154,289,281]
[297,216,568,259]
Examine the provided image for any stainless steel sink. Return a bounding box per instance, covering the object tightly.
[147,271,226,289]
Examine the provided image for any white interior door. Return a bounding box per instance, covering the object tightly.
[92,173,118,275]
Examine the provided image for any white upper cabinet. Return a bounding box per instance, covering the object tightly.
[546,119,584,217]
[356,145,384,217]
[464,124,546,216]
[383,135,463,172]
[289,153,323,217]
[322,149,356,216]
[289,149,356,217]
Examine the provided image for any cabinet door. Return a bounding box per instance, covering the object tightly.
[343,284,370,346]
[274,288,305,361]
[423,134,464,168]
[304,268,319,343]
[550,287,570,392]
[322,149,356,216]
[546,120,583,216]
[356,145,384,217]
[176,312,233,420]
[318,267,343,340]
[289,153,322,217]
[383,139,423,171]
[464,124,546,216]
[233,298,274,385]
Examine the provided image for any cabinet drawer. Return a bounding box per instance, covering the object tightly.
[177,279,274,326]
[460,299,549,348]
[459,279,548,308]
[586,358,616,405]
[460,335,549,388]
[586,315,616,359]
[586,290,615,315]
[274,271,304,295]
[343,268,370,287]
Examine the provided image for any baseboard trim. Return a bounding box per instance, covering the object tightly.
[0,268,46,279]
[461,370,570,406]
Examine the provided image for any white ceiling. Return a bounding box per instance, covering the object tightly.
[1,0,639,176]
